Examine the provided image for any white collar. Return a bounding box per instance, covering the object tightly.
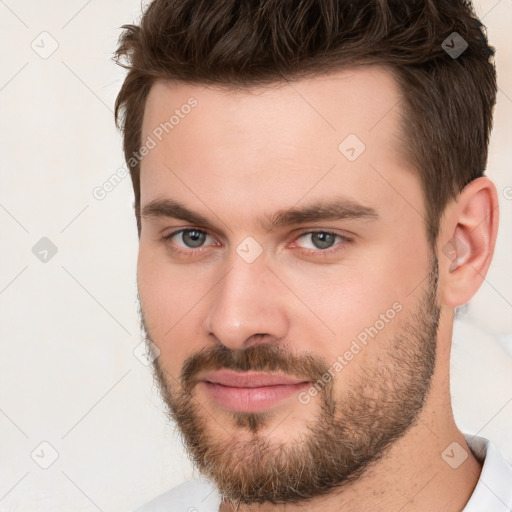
[462,433,512,511]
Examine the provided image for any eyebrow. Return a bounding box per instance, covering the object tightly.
[141,196,379,232]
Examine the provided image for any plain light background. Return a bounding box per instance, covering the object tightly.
[0,1,510,511]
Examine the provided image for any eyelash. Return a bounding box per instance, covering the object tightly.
[161,228,352,258]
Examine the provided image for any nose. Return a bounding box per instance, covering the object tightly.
[203,252,289,351]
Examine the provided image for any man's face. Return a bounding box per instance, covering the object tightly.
[137,67,441,505]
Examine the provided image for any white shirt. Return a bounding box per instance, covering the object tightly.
[134,434,512,511]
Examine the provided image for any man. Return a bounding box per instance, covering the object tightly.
[113,0,512,510]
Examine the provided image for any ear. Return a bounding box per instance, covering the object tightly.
[437,177,499,307]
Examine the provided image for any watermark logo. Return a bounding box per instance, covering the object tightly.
[31,441,59,469]
[92,164,129,200]
[442,237,468,272]
[236,236,263,263]
[125,97,198,171]
[93,97,198,200]
[32,237,58,263]
[338,133,366,162]
[441,441,468,469]
[441,32,468,59]
[31,31,59,59]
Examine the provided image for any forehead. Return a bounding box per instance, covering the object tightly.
[139,66,418,225]
[141,66,404,152]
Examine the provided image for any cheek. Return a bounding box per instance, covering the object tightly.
[291,243,425,368]
[137,242,205,320]
[137,245,205,376]
[284,260,397,336]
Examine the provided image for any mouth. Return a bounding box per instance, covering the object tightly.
[197,370,311,413]
[199,369,310,387]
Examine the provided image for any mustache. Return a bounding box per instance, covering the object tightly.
[179,342,330,393]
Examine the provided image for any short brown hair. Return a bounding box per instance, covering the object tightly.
[113,0,497,247]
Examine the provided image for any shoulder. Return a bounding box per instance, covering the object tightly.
[133,477,221,512]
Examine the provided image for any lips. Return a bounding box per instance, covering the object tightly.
[199,370,309,388]
[197,370,311,413]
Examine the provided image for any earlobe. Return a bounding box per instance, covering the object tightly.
[438,177,499,307]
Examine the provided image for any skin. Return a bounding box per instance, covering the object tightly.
[136,66,499,511]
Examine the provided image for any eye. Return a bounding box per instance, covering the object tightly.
[291,231,351,255]
[161,228,351,256]
[163,228,213,253]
